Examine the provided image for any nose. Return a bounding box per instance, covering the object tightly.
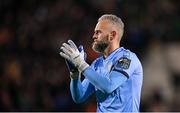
[93,33,97,40]
[93,36,96,40]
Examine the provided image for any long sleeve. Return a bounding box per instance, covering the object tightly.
[82,67,128,94]
[70,78,95,103]
[81,52,141,94]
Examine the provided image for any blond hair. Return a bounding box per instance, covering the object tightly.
[98,14,124,39]
[98,14,124,30]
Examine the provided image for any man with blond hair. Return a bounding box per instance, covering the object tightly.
[60,14,143,112]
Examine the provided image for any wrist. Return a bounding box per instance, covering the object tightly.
[78,60,89,73]
[70,69,80,80]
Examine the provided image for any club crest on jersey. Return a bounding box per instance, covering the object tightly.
[117,57,131,69]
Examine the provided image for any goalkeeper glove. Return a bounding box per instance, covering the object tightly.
[64,45,86,72]
[60,40,89,72]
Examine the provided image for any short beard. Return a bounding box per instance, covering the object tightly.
[92,40,108,53]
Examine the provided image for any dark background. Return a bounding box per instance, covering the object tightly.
[0,0,180,111]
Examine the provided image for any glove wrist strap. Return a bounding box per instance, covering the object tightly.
[78,61,89,73]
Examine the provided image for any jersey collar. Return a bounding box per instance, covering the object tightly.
[102,47,124,61]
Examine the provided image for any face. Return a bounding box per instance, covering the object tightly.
[92,20,111,53]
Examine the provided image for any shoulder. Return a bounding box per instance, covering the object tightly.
[118,47,142,69]
[91,56,103,67]
[113,48,143,77]
[121,47,139,61]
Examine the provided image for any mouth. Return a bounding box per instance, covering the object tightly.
[93,39,98,43]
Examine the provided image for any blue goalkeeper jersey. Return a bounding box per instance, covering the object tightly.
[70,47,143,112]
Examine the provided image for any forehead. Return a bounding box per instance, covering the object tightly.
[95,20,110,31]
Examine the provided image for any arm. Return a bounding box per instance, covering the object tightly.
[70,72,95,103]
[82,53,140,94]
[60,44,93,103]
[60,40,129,94]
[82,67,128,94]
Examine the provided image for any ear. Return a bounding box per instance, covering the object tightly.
[110,31,116,41]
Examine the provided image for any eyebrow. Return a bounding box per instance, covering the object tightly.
[94,30,102,33]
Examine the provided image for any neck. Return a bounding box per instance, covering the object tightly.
[103,43,119,58]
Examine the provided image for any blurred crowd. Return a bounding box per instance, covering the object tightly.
[0,0,180,111]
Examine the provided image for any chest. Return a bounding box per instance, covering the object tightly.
[97,62,112,75]
[94,57,120,77]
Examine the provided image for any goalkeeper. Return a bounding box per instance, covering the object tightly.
[60,14,143,112]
